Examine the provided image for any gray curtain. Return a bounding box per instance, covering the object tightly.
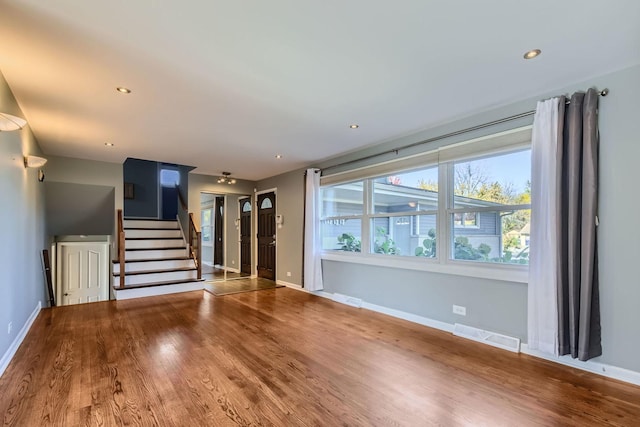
[557,88,602,361]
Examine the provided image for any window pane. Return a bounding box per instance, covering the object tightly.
[242,201,252,212]
[201,209,212,225]
[371,215,437,257]
[160,169,180,187]
[321,181,364,217]
[373,166,438,214]
[202,226,212,243]
[453,150,531,209]
[321,218,362,251]
[452,209,530,264]
[260,197,273,209]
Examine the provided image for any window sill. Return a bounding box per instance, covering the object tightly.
[320,251,528,283]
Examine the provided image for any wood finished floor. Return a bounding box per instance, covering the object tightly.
[1,288,639,426]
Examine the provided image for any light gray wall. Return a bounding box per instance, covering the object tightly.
[45,182,115,236]
[0,70,47,364]
[258,63,640,373]
[257,168,305,284]
[45,155,123,256]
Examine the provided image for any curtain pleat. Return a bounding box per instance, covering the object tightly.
[557,89,602,361]
[304,169,324,291]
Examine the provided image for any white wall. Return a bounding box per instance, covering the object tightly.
[0,71,47,367]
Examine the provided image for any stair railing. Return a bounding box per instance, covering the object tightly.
[176,185,202,280]
[189,213,202,279]
[117,209,125,289]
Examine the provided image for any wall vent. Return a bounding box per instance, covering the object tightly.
[332,293,363,308]
[453,323,521,353]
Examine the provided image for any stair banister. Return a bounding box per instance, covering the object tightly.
[117,209,125,289]
[188,213,202,280]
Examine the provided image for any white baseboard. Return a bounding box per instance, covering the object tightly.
[276,279,302,289]
[521,344,640,386]
[0,301,42,378]
[114,282,204,300]
[285,287,640,387]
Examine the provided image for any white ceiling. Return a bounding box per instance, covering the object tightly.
[1,1,639,181]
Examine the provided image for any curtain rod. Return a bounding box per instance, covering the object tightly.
[322,88,609,175]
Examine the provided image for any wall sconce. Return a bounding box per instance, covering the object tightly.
[24,155,48,168]
[0,112,27,131]
[24,155,47,182]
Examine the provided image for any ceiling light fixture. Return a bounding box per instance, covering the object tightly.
[275,154,283,159]
[523,49,542,60]
[349,124,359,129]
[116,87,132,94]
[217,171,236,184]
[104,142,114,147]
[0,112,27,131]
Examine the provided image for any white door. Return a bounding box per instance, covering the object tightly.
[57,242,109,306]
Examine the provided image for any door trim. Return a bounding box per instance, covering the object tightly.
[253,188,277,278]
[239,196,251,275]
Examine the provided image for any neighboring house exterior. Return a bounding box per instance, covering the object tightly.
[321,180,505,258]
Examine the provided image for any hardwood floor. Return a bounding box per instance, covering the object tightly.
[1,288,639,426]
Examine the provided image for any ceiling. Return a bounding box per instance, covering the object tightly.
[1,1,639,181]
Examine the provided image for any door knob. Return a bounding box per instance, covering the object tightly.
[64,293,69,296]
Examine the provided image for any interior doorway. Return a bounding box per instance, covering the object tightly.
[200,192,252,282]
[256,191,276,280]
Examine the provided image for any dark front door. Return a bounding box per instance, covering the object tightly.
[240,198,252,275]
[257,192,276,280]
[214,196,224,266]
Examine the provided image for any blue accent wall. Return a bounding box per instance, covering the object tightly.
[123,158,158,218]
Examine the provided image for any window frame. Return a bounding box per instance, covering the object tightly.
[319,126,531,283]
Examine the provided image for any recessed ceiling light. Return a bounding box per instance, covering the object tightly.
[104,142,114,147]
[275,154,283,159]
[523,49,542,60]
[349,124,359,129]
[116,87,131,94]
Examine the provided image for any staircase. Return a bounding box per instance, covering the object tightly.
[112,218,204,300]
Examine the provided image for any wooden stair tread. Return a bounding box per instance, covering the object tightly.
[123,218,178,222]
[113,266,197,277]
[125,237,183,241]
[125,247,187,251]
[124,227,180,231]
[113,278,204,290]
[112,257,191,263]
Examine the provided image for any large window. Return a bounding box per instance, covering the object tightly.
[319,129,532,275]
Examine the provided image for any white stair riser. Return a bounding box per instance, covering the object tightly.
[126,239,184,249]
[113,259,195,274]
[114,281,204,300]
[124,220,178,229]
[125,229,182,238]
[122,270,198,286]
[126,249,189,260]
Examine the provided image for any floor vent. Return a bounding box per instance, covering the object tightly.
[332,293,363,308]
[453,323,521,353]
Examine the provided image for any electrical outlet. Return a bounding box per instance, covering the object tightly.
[453,305,467,316]
[287,271,291,277]
[231,260,235,265]
[7,322,12,335]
